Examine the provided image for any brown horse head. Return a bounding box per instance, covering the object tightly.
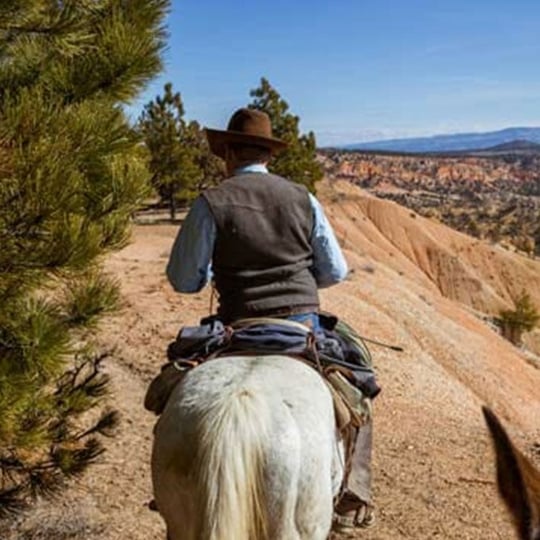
[482,407,540,540]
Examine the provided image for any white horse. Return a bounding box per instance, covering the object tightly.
[151,354,344,540]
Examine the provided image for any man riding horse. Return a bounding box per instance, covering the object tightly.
[165,107,374,530]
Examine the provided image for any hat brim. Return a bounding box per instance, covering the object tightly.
[205,128,288,159]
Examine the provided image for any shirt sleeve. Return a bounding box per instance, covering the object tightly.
[166,196,216,293]
[308,193,348,288]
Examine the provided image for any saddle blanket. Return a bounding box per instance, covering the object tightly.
[166,314,380,398]
[145,315,381,426]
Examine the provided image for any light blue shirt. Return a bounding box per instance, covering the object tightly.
[166,164,348,292]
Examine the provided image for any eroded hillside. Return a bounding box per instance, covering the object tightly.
[321,151,540,256]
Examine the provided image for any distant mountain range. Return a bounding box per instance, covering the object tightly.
[341,127,540,153]
[470,139,540,156]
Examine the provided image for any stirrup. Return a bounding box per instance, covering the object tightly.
[333,502,376,531]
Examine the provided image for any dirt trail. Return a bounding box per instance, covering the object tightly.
[6,181,540,539]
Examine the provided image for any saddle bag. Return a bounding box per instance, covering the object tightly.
[144,362,190,415]
[325,368,372,429]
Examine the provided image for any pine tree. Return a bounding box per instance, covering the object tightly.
[138,83,224,219]
[187,120,226,193]
[138,83,197,220]
[249,77,323,193]
[0,0,168,515]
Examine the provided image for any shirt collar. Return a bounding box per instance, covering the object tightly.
[235,163,269,175]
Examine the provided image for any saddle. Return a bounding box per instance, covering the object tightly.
[144,316,377,435]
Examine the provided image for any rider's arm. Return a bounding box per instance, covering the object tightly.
[166,196,215,293]
[308,193,348,288]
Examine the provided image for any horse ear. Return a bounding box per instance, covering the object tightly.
[482,406,540,540]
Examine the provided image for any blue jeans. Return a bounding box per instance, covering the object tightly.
[285,312,321,331]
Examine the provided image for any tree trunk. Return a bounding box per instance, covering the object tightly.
[169,188,176,221]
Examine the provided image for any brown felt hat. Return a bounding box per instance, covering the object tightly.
[205,108,287,159]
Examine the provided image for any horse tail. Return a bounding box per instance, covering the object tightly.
[194,386,270,540]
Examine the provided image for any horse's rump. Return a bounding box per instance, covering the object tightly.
[151,354,342,540]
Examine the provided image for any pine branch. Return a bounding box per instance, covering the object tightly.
[74,410,120,440]
[51,438,105,477]
[0,485,26,518]
[28,468,63,499]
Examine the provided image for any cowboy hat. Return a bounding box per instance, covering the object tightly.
[205,108,287,159]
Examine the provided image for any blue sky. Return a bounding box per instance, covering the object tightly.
[130,0,540,146]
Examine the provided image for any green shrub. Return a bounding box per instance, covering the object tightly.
[498,291,540,345]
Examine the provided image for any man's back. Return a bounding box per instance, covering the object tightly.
[203,172,319,321]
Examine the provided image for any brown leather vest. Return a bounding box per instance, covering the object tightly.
[202,172,319,322]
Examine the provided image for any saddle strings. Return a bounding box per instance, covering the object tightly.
[307,332,324,374]
[209,281,216,315]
